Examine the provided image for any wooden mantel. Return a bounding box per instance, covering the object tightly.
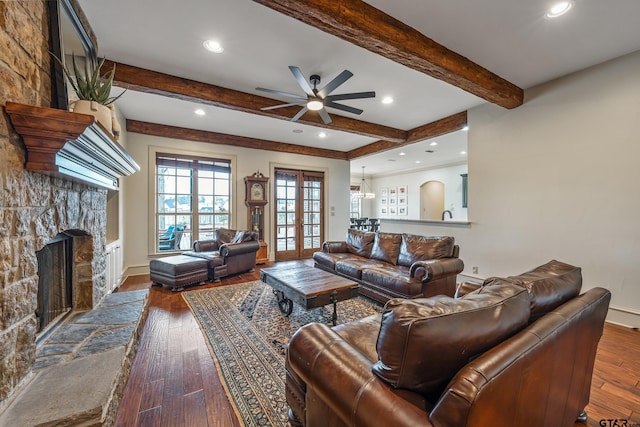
[5,102,140,190]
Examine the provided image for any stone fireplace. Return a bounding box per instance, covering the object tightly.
[0,170,110,404]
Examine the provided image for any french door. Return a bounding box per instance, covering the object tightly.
[274,168,324,261]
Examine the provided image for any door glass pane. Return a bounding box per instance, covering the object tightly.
[302,177,322,250]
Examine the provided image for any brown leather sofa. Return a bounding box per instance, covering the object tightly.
[286,260,611,427]
[183,228,260,281]
[313,229,464,303]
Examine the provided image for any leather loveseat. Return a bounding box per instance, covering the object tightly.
[313,229,464,303]
[285,260,611,427]
[183,228,260,281]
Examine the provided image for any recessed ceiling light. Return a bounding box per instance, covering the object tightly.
[203,40,224,53]
[461,151,467,155]
[399,152,406,156]
[382,96,394,104]
[318,132,327,138]
[415,160,421,164]
[292,129,303,134]
[194,109,205,116]
[546,1,573,18]
[430,141,438,146]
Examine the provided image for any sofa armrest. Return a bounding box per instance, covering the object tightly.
[219,240,260,257]
[287,323,431,427]
[193,239,220,252]
[322,241,349,253]
[410,258,465,283]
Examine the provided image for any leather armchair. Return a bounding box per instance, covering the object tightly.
[184,228,259,280]
[286,260,611,427]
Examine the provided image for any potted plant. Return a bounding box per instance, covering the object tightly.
[53,53,125,139]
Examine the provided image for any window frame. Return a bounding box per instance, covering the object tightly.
[149,147,236,255]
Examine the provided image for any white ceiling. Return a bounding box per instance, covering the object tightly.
[75,0,640,177]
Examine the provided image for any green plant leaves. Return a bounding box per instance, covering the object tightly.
[51,52,126,105]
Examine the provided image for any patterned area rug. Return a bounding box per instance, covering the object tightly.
[183,280,383,427]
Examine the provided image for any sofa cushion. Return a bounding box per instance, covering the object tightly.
[370,232,402,265]
[483,259,582,321]
[346,229,375,257]
[397,235,455,267]
[313,251,354,270]
[360,266,422,298]
[335,258,386,280]
[372,283,530,395]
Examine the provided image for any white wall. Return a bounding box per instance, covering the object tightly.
[367,164,468,221]
[120,133,351,275]
[382,50,640,327]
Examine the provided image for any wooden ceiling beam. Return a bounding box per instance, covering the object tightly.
[347,111,467,160]
[253,0,523,109]
[126,120,349,160]
[104,60,406,143]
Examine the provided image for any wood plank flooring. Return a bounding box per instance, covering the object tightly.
[115,262,640,426]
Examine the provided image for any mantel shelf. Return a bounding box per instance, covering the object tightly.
[5,102,140,190]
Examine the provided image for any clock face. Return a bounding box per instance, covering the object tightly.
[251,183,264,200]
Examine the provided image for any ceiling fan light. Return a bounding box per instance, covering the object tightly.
[307,100,324,111]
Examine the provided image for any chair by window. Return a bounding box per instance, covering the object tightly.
[159,224,185,251]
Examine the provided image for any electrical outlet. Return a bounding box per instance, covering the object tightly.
[472,266,478,274]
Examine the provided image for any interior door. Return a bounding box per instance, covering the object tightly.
[274,168,324,261]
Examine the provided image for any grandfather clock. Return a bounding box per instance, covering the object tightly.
[244,172,269,264]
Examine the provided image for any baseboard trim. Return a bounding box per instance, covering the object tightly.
[123,265,150,281]
[606,305,640,329]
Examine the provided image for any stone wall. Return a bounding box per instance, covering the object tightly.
[1,0,108,404]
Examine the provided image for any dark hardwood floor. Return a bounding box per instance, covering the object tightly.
[115,262,640,426]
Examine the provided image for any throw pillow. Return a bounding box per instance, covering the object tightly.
[483,259,582,321]
[370,232,402,265]
[372,283,530,395]
[216,228,237,243]
[397,234,455,267]
[346,228,375,257]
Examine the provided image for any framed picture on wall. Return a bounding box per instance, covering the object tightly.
[381,207,387,215]
[398,185,407,195]
[389,206,397,215]
[381,187,388,197]
[389,187,397,196]
[389,197,397,205]
[398,196,407,205]
[398,206,407,215]
[380,197,388,205]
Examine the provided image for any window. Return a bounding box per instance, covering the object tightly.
[350,186,361,218]
[155,153,231,252]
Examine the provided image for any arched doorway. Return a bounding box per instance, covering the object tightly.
[420,180,444,220]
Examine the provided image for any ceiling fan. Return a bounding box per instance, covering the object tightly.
[256,66,375,124]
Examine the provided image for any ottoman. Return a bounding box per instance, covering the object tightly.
[150,255,208,291]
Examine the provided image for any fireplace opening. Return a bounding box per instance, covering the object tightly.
[36,234,73,335]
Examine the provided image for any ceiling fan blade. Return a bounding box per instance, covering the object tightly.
[261,101,307,111]
[255,87,307,100]
[325,91,376,101]
[325,101,364,115]
[291,106,308,122]
[289,66,314,96]
[318,70,353,98]
[319,108,332,124]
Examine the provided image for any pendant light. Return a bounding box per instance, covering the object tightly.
[353,166,375,199]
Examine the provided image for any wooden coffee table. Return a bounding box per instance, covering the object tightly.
[260,262,359,326]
